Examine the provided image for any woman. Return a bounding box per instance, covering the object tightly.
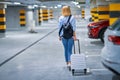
[58,6,77,68]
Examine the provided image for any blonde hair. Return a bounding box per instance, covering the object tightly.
[62,6,71,17]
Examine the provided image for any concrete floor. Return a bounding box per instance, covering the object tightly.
[0,19,116,80]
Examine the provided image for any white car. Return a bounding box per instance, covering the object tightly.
[101,18,120,75]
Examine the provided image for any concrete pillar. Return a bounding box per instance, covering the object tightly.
[109,3,120,25]
[96,0,109,6]
[49,9,54,19]
[91,7,98,22]
[26,6,36,33]
[96,0,109,21]
[40,9,49,22]
[81,8,85,19]
[33,8,39,26]
[91,8,94,21]
[38,8,42,25]
[19,9,26,27]
[0,4,6,38]
[90,0,97,8]
[90,0,98,22]
[97,5,109,21]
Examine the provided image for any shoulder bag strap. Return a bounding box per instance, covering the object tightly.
[58,15,72,36]
[66,15,71,24]
[59,26,63,36]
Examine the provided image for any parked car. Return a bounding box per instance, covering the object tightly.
[85,15,92,22]
[87,20,109,42]
[101,18,120,75]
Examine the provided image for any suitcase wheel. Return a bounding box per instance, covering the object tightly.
[84,69,87,74]
[72,69,75,76]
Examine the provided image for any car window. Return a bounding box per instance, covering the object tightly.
[109,18,120,31]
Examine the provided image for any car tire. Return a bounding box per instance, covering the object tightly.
[99,29,106,43]
[112,75,120,80]
[89,17,92,22]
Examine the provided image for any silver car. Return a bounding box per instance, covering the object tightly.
[101,18,120,75]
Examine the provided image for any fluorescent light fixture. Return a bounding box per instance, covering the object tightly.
[28,6,34,9]
[57,4,62,8]
[72,1,79,5]
[13,2,21,5]
[41,6,46,8]
[54,6,57,9]
[0,1,12,4]
[77,5,81,8]
[33,5,38,8]
[50,7,53,8]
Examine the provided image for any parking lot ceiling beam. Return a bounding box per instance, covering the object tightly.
[3,0,41,5]
[38,0,74,1]
[40,1,82,8]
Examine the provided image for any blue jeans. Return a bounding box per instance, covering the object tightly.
[62,37,74,62]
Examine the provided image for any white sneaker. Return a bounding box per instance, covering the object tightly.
[67,64,71,71]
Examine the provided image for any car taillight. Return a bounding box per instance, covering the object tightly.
[108,35,120,45]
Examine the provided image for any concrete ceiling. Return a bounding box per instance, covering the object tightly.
[0,0,86,8]
[38,0,74,1]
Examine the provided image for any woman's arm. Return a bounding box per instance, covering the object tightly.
[71,16,77,40]
[58,16,63,41]
[73,31,77,40]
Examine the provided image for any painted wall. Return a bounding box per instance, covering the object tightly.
[6,6,26,30]
[53,7,81,20]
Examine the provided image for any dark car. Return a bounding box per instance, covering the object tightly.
[87,20,109,42]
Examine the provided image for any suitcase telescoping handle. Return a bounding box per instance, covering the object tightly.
[73,39,80,54]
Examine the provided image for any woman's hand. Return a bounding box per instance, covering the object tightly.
[73,35,77,41]
[59,36,62,41]
[73,31,77,41]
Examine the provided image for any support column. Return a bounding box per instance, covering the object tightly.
[90,0,98,22]
[19,9,26,27]
[0,4,6,38]
[96,0,109,21]
[41,9,49,21]
[81,9,85,19]
[92,7,98,22]
[26,6,36,33]
[109,3,120,25]
[49,9,53,19]
[97,5,109,21]
[33,8,39,26]
[91,8,94,21]
[94,7,99,22]
[38,9,42,25]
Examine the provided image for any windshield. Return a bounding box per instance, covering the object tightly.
[109,18,120,31]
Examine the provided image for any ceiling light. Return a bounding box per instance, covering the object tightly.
[41,6,46,8]
[13,2,21,5]
[54,6,57,9]
[57,4,62,8]
[77,5,81,8]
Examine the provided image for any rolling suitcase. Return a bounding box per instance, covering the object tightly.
[71,39,87,76]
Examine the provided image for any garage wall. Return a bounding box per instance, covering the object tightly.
[6,6,26,30]
[53,7,81,20]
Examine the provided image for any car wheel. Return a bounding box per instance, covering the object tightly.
[89,17,92,22]
[112,75,120,80]
[99,29,106,43]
